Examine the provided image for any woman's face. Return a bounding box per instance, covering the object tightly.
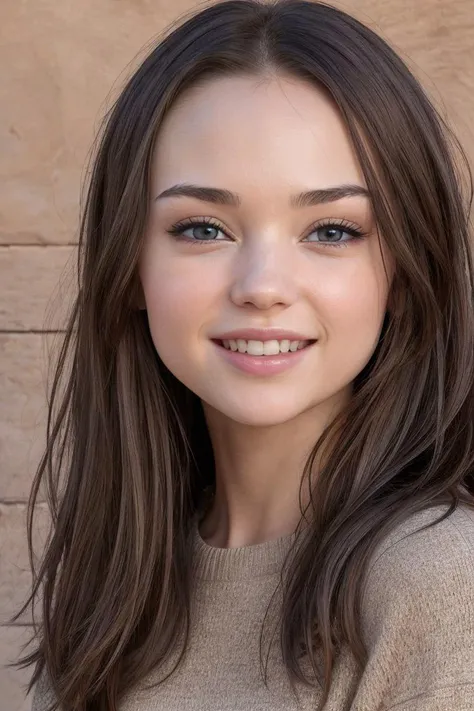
[139,74,394,426]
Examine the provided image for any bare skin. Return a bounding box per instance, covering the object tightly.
[139,73,394,548]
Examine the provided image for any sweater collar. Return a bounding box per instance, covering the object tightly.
[191,513,298,581]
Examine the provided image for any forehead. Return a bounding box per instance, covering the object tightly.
[151,74,366,196]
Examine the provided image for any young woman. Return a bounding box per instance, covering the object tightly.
[12,0,474,709]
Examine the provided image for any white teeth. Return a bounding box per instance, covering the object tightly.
[247,340,264,356]
[262,340,280,356]
[221,338,310,355]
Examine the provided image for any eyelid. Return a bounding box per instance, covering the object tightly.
[303,217,365,237]
[167,216,233,241]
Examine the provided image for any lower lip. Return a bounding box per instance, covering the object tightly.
[212,340,316,376]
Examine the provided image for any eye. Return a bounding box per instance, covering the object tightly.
[303,219,367,248]
[166,217,229,243]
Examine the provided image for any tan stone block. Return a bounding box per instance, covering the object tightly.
[0,3,88,247]
[0,246,76,331]
[0,504,50,626]
[0,625,35,711]
[0,0,186,247]
[0,334,61,500]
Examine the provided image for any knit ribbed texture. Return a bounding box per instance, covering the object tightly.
[31,504,474,710]
[191,514,298,580]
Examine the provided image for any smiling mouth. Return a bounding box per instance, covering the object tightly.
[213,338,317,356]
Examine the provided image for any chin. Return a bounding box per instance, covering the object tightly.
[212,401,307,428]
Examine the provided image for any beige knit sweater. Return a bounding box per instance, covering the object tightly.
[31,503,474,710]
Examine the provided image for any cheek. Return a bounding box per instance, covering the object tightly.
[139,254,217,362]
[313,268,388,354]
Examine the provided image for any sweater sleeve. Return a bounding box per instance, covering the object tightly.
[352,506,474,711]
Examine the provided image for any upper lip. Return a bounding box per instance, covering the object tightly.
[212,328,316,342]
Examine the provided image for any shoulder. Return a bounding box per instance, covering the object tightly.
[362,502,474,606]
[357,503,474,710]
[361,502,474,632]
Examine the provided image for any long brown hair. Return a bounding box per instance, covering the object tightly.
[10,1,474,709]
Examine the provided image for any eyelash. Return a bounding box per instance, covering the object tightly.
[166,215,368,248]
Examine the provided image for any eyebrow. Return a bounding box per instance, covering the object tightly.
[154,183,370,208]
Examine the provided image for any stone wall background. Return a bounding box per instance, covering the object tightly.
[1,0,473,708]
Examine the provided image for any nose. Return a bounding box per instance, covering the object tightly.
[229,242,298,311]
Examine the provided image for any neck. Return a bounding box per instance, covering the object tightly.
[200,393,347,548]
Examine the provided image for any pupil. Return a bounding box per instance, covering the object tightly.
[324,228,342,241]
[195,226,217,240]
